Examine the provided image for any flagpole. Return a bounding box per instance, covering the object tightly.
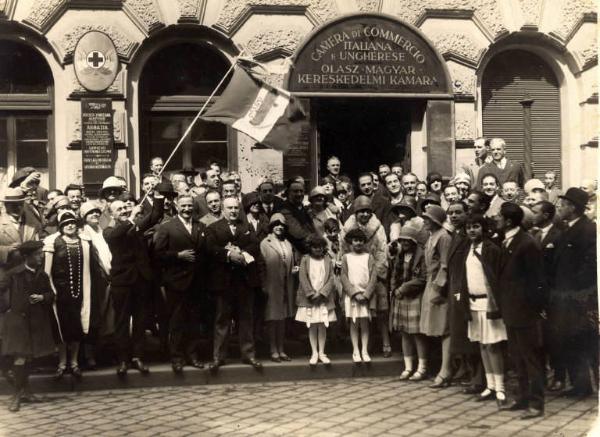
[139,49,245,205]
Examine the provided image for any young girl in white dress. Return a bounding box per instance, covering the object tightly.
[340,228,377,363]
[295,234,337,365]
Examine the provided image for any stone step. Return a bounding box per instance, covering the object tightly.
[1,355,404,395]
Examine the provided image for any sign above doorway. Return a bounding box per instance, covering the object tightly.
[288,14,451,97]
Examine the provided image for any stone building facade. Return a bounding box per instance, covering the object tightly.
[0,0,596,194]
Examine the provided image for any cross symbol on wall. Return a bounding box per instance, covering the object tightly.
[87,51,104,68]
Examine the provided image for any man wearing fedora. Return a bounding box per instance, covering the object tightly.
[549,187,598,398]
[9,167,48,204]
[0,188,40,268]
[98,176,126,229]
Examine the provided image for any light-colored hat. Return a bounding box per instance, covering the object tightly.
[397,223,420,244]
[309,186,327,199]
[100,176,125,197]
[422,204,446,227]
[353,195,372,212]
[524,178,545,194]
[269,213,287,225]
[0,187,26,202]
[80,201,102,219]
[49,195,70,211]
[452,173,471,185]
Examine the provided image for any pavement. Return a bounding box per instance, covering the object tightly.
[0,376,597,436]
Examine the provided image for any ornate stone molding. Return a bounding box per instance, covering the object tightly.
[550,0,596,43]
[53,24,138,64]
[122,0,164,35]
[176,0,206,23]
[575,37,598,71]
[23,0,69,33]
[68,68,127,99]
[455,116,476,141]
[245,26,304,60]
[393,0,508,40]
[429,32,486,66]
[447,61,476,97]
[0,0,17,20]
[356,0,383,13]
[518,0,544,29]
[214,0,338,35]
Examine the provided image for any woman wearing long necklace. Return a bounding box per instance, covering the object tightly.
[43,210,92,379]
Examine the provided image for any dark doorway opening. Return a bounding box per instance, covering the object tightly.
[315,98,419,184]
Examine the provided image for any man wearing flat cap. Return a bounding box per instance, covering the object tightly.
[548,187,598,398]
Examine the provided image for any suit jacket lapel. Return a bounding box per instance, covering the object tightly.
[173,216,194,243]
[0,218,20,242]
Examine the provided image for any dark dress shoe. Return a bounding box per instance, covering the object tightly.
[172,362,183,374]
[71,366,82,379]
[131,359,149,374]
[429,376,451,389]
[475,389,496,402]
[270,355,281,363]
[520,408,544,420]
[499,400,528,411]
[242,358,263,369]
[116,362,128,377]
[54,367,66,381]
[8,393,21,412]
[279,353,292,362]
[189,359,204,369]
[463,386,484,395]
[209,359,224,372]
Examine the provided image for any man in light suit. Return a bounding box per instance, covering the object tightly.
[104,191,164,377]
[551,188,598,398]
[205,197,262,371]
[153,194,206,373]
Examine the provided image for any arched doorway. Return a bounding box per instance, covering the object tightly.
[139,43,233,178]
[482,50,561,183]
[0,40,53,189]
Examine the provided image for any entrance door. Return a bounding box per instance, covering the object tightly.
[315,99,417,183]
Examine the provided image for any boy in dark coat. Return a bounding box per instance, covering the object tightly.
[0,241,56,412]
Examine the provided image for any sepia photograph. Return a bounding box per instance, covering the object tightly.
[0,0,597,435]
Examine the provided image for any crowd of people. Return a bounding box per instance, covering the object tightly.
[0,137,597,418]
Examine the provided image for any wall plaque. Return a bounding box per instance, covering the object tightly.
[74,31,119,92]
[283,99,312,184]
[288,14,450,95]
[81,98,115,186]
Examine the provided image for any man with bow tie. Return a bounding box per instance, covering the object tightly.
[205,197,262,371]
[153,194,207,373]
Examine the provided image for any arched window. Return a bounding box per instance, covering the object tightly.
[139,43,233,178]
[0,40,53,188]
[482,50,561,183]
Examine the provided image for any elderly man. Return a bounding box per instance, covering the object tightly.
[550,188,598,398]
[401,173,419,198]
[477,138,525,188]
[104,190,164,377]
[460,137,492,186]
[154,194,206,373]
[205,197,262,371]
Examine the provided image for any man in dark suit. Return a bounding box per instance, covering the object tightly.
[104,191,164,376]
[255,179,283,219]
[153,194,206,373]
[355,172,390,222]
[279,180,315,254]
[477,138,525,188]
[530,200,565,391]
[205,197,262,371]
[495,202,545,419]
[551,188,598,398]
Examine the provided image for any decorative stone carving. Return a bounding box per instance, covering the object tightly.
[551,0,596,42]
[455,114,476,141]
[393,0,507,39]
[0,0,17,20]
[356,0,382,12]
[55,24,138,63]
[575,37,598,69]
[69,68,126,96]
[215,0,338,34]
[176,0,205,22]
[429,32,485,65]
[518,0,544,28]
[23,0,68,32]
[123,0,164,34]
[447,62,476,96]
[246,27,304,58]
[238,133,284,186]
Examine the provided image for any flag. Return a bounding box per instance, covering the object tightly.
[200,64,305,152]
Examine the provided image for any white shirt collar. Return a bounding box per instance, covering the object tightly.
[568,217,581,228]
[24,263,36,273]
[504,226,519,242]
[540,223,553,234]
[495,157,508,169]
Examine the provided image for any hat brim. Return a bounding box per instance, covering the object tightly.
[397,235,418,244]
[558,194,586,208]
[422,212,444,227]
[100,186,124,196]
[0,196,26,202]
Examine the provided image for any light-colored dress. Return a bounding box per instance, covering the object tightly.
[295,257,337,327]
[419,227,452,337]
[343,252,371,321]
[465,245,507,344]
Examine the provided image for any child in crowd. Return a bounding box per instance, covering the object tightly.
[295,234,337,366]
[460,214,507,406]
[340,228,377,363]
[390,224,428,380]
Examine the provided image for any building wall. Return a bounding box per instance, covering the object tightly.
[0,0,596,192]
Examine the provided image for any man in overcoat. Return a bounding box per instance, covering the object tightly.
[495,202,545,419]
[551,188,598,398]
[104,191,164,376]
[153,194,206,372]
[205,197,262,371]
[279,180,315,254]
